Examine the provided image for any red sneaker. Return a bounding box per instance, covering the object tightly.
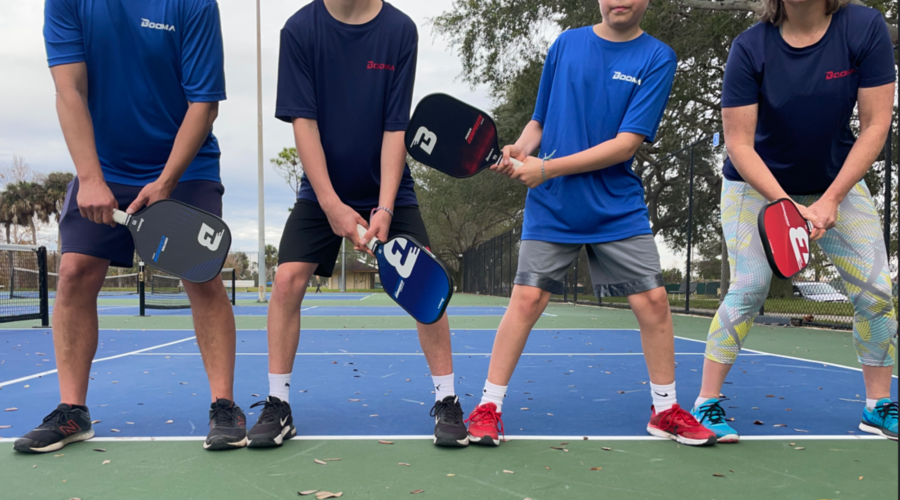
[465,403,504,446]
[647,404,716,446]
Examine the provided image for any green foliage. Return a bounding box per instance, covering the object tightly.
[270,147,304,199]
[662,267,684,284]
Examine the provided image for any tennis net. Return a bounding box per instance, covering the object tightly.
[140,266,235,314]
[12,269,139,297]
[0,245,49,325]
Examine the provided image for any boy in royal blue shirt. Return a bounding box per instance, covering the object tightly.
[248,0,469,448]
[16,0,244,454]
[466,0,717,447]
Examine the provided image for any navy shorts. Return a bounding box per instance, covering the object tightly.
[60,179,224,268]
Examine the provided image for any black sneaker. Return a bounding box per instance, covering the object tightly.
[430,395,469,447]
[13,404,94,454]
[247,396,296,448]
[204,398,248,450]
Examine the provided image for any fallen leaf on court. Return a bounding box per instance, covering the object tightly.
[297,490,318,496]
[547,413,554,416]
[315,492,342,499]
[753,420,764,425]
[785,408,793,411]
[774,424,787,427]
[0,425,10,429]
[91,420,101,424]
[251,394,259,397]
[794,447,805,450]
[54,454,63,457]
[503,470,515,474]
[725,418,735,422]
[583,437,589,440]
[93,449,106,452]
[110,429,120,432]
[4,408,17,412]
[590,467,602,471]
[348,399,360,402]
[165,420,174,424]
[790,442,796,446]
[602,447,611,451]
[520,408,530,411]
[32,465,36,468]
[712,473,724,477]
[323,458,341,461]
[560,442,568,445]
[111,381,118,384]
[179,382,188,385]
[379,440,393,444]
[729,470,735,473]
[398,463,410,466]
[332,361,337,364]
[766,395,774,398]
[617,391,625,394]
[447,474,455,476]
[545,466,551,470]
[550,446,564,450]
[370,414,379,417]
[314,459,327,465]
[126,422,134,425]
[102,460,111,465]
[405,379,411,382]
[795,429,809,433]
[410,490,424,494]
[859,476,864,481]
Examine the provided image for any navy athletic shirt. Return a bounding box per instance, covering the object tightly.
[721,4,895,195]
[43,0,226,186]
[275,0,419,209]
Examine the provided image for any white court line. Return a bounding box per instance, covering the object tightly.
[300,306,319,312]
[359,294,373,301]
[0,434,884,443]
[0,336,197,388]
[133,352,756,357]
[542,313,558,317]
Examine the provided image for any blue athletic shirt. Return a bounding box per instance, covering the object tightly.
[43,0,226,186]
[524,27,677,243]
[275,0,418,209]
[721,4,895,195]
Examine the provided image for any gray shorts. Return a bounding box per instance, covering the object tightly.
[514,235,664,297]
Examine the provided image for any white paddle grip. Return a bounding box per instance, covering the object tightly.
[357,224,377,252]
[509,158,524,169]
[112,210,129,226]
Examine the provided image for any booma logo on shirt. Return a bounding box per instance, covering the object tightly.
[141,18,176,31]
[612,71,641,85]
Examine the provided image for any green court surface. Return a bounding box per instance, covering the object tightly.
[1,292,896,499]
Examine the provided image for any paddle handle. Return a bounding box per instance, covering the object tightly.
[356,224,378,252]
[112,209,130,226]
[509,158,523,169]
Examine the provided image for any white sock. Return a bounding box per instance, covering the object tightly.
[866,398,880,410]
[480,380,507,412]
[268,373,292,403]
[650,382,677,413]
[432,373,455,402]
[695,396,715,409]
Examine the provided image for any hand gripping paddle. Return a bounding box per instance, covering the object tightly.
[357,225,452,324]
[406,93,522,178]
[112,199,232,283]
[758,199,813,280]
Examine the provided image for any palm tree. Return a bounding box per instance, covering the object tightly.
[4,181,45,245]
[0,192,13,244]
[41,172,74,252]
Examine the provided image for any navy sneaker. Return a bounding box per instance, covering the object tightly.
[13,404,94,453]
[247,396,296,448]
[431,395,469,447]
[204,398,248,450]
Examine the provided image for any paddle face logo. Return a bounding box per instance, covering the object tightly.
[198,223,224,252]
[789,227,810,269]
[384,238,419,279]
[153,235,168,262]
[410,127,437,155]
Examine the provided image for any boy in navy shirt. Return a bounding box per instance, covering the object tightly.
[466,0,717,447]
[249,0,469,448]
[16,0,244,453]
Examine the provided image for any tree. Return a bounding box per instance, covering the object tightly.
[3,181,45,245]
[225,251,251,280]
[265,244,278,283]
[270,147,304,201]
[662,267,684,284]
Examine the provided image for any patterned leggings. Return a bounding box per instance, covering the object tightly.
[706,179,897,367]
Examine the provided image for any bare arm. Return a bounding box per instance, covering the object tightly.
[542,132,645,178]
[492,120,544,176]
[362,131,406,246]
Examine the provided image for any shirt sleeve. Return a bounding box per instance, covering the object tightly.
[721,35,760,108]
[855,12,896,88]
[181,1,226,102]
[384,25,418,131]
[275,24,317,123]
[43,0,85,67]
[618,49,677,143]
[531,40,560,126]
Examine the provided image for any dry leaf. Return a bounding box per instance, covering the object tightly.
[348,399,360,402]
[713,473,725,477]
[323,458,341,462]
[165,420,174,424]
[410,490,425,494]
[545,466,551,470]
[314,459,327,465]
[583,437,589,440]
[379,440,394,445]
[520,407,530,411]
[795,429,809,433]
[102,460,111,465]
[316,492,343,499]
[859,476,864,481]
[447,474,455,477]
[126,422,134,425]
[729,469,735,473]
[794,447,806,450]
[298,491,318,496]
[550,446,564,450]
[774,424,787,427]
[370,414,379,417]
[602,447,611,451]
[0,425,11,429]
[753,420,764,425]
[503,470,515,474]
[725,417,735,422]
[590,467,602,471]
[91,420,101,424]
[251,394,259,397]
[4,408,17,412]
[110,429,120,432]
[93,449,106,452]
[54,454,64,457]
[789,443,796,446]
[398,463,411,466]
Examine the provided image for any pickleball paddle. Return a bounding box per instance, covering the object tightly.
[357,225,452,324]
[406,93,522,178]
[113,199,232,283]
[758,199,813,279]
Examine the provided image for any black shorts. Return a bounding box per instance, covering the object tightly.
[278,200,430,277]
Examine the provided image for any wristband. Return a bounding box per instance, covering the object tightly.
[371,206,394,219]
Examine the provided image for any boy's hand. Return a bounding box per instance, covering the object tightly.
[361,209,392,256]
[510,156,545,188]
[491,145,525,177]
[323,201,369,251]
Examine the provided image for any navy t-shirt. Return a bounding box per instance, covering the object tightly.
[721,4,895,195]
[275,0,418,209]
[43,0,226,186]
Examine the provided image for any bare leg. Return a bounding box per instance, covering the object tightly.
[266,262,318,375]
[183,278,237,402]
[627,287,675,385]
[698,358,733,400]
[416,312,454,376]
[53,254,110,406]
[862,365,894,401]
[486,285,551,385]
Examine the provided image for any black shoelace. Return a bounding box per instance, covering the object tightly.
[876,401,898,421]
[249,399,284,425]
[210,405,237,427]
[430,398,463,425]
[696,400,728,425]
[40,407,79,428]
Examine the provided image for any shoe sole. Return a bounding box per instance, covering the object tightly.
[203,435,249,450]
[468,433,500,446]
[859,422,898,441]
[717,434,740,443]
[647,426,716,446]
[434,434,469,447]
[13,429,95,454]
[248,425,296,448]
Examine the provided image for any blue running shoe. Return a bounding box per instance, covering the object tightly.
[859,399,898,440]
[691,398,739,443]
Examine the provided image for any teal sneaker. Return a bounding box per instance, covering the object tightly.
[691,399,739,443]
[859,399,897,440]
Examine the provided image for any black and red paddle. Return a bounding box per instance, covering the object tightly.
[758,199,813,279]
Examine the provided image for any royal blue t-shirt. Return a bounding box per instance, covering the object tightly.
[275,0,418,209]
[43,0,226,186]
[721,4,895,195]
[524,28,677,243]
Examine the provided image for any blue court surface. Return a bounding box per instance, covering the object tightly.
[84,305,513,316]
[232,292,373,301]
[1,328,895,440]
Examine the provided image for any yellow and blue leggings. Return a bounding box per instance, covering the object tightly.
[706,179,897,367]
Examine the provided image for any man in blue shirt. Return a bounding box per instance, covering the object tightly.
[248,0,469,448]
[466,0,717,447]
[15,0,245,453]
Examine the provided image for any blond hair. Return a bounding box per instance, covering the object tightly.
[760,0,850,25]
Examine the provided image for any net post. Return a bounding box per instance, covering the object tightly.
[139,261,146,317]
[37,246,49,328]
[231,268,237,305]
[685,144,695,314]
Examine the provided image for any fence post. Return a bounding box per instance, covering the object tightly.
[685,144,695,314]
[139,261,146,317]
[573,254,579,303]
[563,274,568,302]
[508,231,513,297]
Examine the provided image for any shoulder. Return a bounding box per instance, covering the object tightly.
[553,27,588,47]
[183,0,220,19]
[380,2,418,44]
[840,3,885,27]
[732,21,768,50]
[283,1,316,33]
[638,33,677,66]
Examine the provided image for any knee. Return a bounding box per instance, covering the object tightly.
[272,266,312,298]
[57,257,107,295]
[510,285,548,314]
[641,287,670,314]
[851,278,894,318]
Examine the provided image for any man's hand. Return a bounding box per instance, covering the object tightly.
[323,201,369,251]
[361,209,392,256]
[510,156,545,188]
[491,144,525,177]
[127,179,176,215]
[793,202,827,241]
[77,177,118,226]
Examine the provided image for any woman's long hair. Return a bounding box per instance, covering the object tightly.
[760,0,850,25]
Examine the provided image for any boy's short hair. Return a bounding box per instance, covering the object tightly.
[760,0,849,26]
